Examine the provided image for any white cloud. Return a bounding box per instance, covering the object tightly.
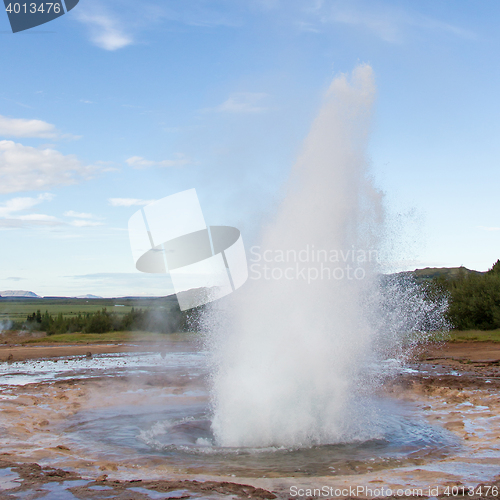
[95,160,120,173]
[75,0,232,53]
[0,193,61,228]
[208,92,269,113]
[108,198,154,207]
[64,210,94,219]
[0,197,105,229]
[125,154,191,169]
[0,219,60,228]
[64,210,104,227]
[0,115,59,139]
[77,8,133,51]
[0,193,54,218]
[16,213,58,221]
[478,226,500,232]
[0,140,95,194]
[70,219,104,227]
[125,156,155,167]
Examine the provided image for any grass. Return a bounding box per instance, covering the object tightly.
[23,331,196,344]
[447,329,500,343]
[26,331,140,343]
[427,329,500,343]
[23,329,500,344]
[0,297,179,323]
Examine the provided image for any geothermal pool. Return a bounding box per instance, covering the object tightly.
[1,336,499,500]
[0,344,457,477]
[4,351,458,477]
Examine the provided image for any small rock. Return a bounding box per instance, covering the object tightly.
[86,351,92,358]
[56,445,70,450]
[7,354,13,361]
[96,474,108,482]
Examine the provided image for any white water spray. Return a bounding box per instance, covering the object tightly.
[207,65,446,448]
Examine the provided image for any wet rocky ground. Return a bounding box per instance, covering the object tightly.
[0,340,499,499]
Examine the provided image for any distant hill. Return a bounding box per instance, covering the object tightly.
[0,290,41,298]
[399,266,484,283]
[0,271,487,301]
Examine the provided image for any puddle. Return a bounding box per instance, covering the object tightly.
[0,467,21,490]
[0,477,89,499]
[128,487,192,499]
[0,351,205,387]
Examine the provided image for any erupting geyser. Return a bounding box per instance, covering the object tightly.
[206,65,447,448]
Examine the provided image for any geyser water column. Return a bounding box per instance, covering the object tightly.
[209,64,385,448]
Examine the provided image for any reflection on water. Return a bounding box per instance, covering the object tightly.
[1,339,499,496]
[67,399,458,477]
[0,342,461,479]
[1,346,454,478]
[0,350,204,386]
[0,468,21,491]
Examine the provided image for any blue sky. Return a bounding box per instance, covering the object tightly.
[0,0,499,297]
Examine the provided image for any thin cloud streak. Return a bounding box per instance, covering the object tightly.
[64,210,94,219]
[0,193,61,228]
[76,4,133,51]
[108,198,155,207]
[0,219,62,228]
[125,154,191,168]
[204,92,269,113]
[0,193,54,217]
[70,220,105,227]
[304,0,476,43]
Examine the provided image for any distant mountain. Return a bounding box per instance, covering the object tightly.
[115,294,178,301]
[0,290,41,298]
[0,268,489,301]
[399,266,484,283]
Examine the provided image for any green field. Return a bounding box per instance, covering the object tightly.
[2,298,500,343]
[447,329,500,343]
[20,329,500,344]
[22,331,196,344]
[427,329,500,343]
[0,297,179,324]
